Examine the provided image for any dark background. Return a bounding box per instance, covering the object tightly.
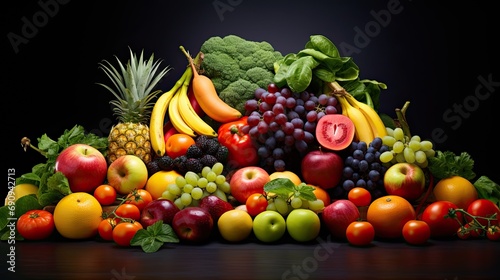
[4,0,498,200]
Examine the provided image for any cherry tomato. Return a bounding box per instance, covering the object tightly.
[486,225,500,241]
[93,184,117,206]
[245,193,268,217]
[402,220,430,245]
[16,210,55,240]
[165,133,195,158]
[348,187,372,207]
[115,204,141,221]
[456,226,471,240]
[112,221,143,246]
[98,217,117,241]
[125,189,153,212]
[346,221,375,246]
[466,199,500,226]
[421,201,463,239]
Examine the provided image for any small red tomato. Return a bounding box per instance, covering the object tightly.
[346,221,375,246]
[486,225,500,241]
[115,204,141,221]
[402,220,431,245]
[466,199,500,226]
[246,193,268,217]
[93,184,117,206]
[17,210,55,240]
[98,217,117,241]
[112,221,143,246]
[348,187,372,207]
[421,201,463,238]
[125,189,153,212]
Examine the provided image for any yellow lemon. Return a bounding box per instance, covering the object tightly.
[217,209,253,242]
[145,170,182,200]
[4,183,39,205]
[269,171,302,185]
[53,192,103,239]
[433,176,478,209]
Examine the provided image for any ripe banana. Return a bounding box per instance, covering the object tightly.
[176,73,218,137]
[150,69,189,157]
[169,89,197,138]
[338,95,374,144]
[345,94,387,139]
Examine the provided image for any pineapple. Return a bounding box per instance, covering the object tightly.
[97,48,171,164]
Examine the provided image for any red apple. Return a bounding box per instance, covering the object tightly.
[54,143,107,193]
[140,199,180,228]
[172,207,214,243]
[107,155,148,195]
[321,199,360,240]
[229,166,270,204]
[199,195,234,222]
[163,120,178,146]
[301,150,343,189]
[384,163,426,202]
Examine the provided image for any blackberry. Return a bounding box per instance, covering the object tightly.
[200,154,218,168]
[185,144,203,159]
[173,155,188,175]
[185,158,203,174]
[146,160,161,177]
[204,138,220,155]
[156,155,174,171]
[195,135,209,149]
[215,145,229,164]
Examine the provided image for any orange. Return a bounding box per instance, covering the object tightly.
[217,209,253,242]
[53,192,103,239]
[366,195,416,239]
[145,170,182,200]
[311,185,331,207]
[433,176,478,209]
[166,133,196,159]
[269,171,302,185]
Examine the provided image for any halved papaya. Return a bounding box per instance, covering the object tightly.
[315,114,355,151]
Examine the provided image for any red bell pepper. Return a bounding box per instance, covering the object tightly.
[218,116,258,168]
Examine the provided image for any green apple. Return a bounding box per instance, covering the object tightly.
[252,210,286,243]
[384,162,426,202]
[107,155,148,195]
[286,209,321,242]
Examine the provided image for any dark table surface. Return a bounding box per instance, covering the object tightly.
[3,230,499,280]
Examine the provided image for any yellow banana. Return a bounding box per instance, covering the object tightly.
[169,89,197,138]
[338,95,374,144]
[176,69,218,137]
[345,94,387,139]
[150,69,190,157]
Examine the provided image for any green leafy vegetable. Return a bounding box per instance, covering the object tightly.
[130,221,179,253]
[427,150,476,181]
[264,178,317,202]
[473,176,500,207]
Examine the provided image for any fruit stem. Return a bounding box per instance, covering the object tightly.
[395,101,412,138]
[21,137,47,157]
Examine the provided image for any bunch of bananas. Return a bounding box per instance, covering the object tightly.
[336,93,387,145]
[149,50,242,157]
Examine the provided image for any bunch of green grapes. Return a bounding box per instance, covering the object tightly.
[161,162,230,209]
[379,127,436,168]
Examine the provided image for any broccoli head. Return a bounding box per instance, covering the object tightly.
[200,35,283,114]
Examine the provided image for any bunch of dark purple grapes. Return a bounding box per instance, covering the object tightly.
[243,84,341,173]
[331,137,390,200]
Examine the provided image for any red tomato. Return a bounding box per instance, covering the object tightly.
[98,217,117,241]
[346,221,375,246]
[402,220,431,245]
[115,204,141,221]
[466,199,500,226]
[246,193,268,217]
[125,189,153,212]
[456,226,471,240]
[112,221,143,246]
[16,210,55,240]
[165,133,195,159]
[347,187,372,207]
[421,201,463,239]
[486,225,500,241]
[93,184,117,206]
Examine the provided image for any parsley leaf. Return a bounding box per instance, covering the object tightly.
[474,176,500,207]
[428,150,476,181]
[264,178,317,202]
[130,221,179,253]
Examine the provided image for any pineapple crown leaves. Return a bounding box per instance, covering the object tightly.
[97,47,172,123]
